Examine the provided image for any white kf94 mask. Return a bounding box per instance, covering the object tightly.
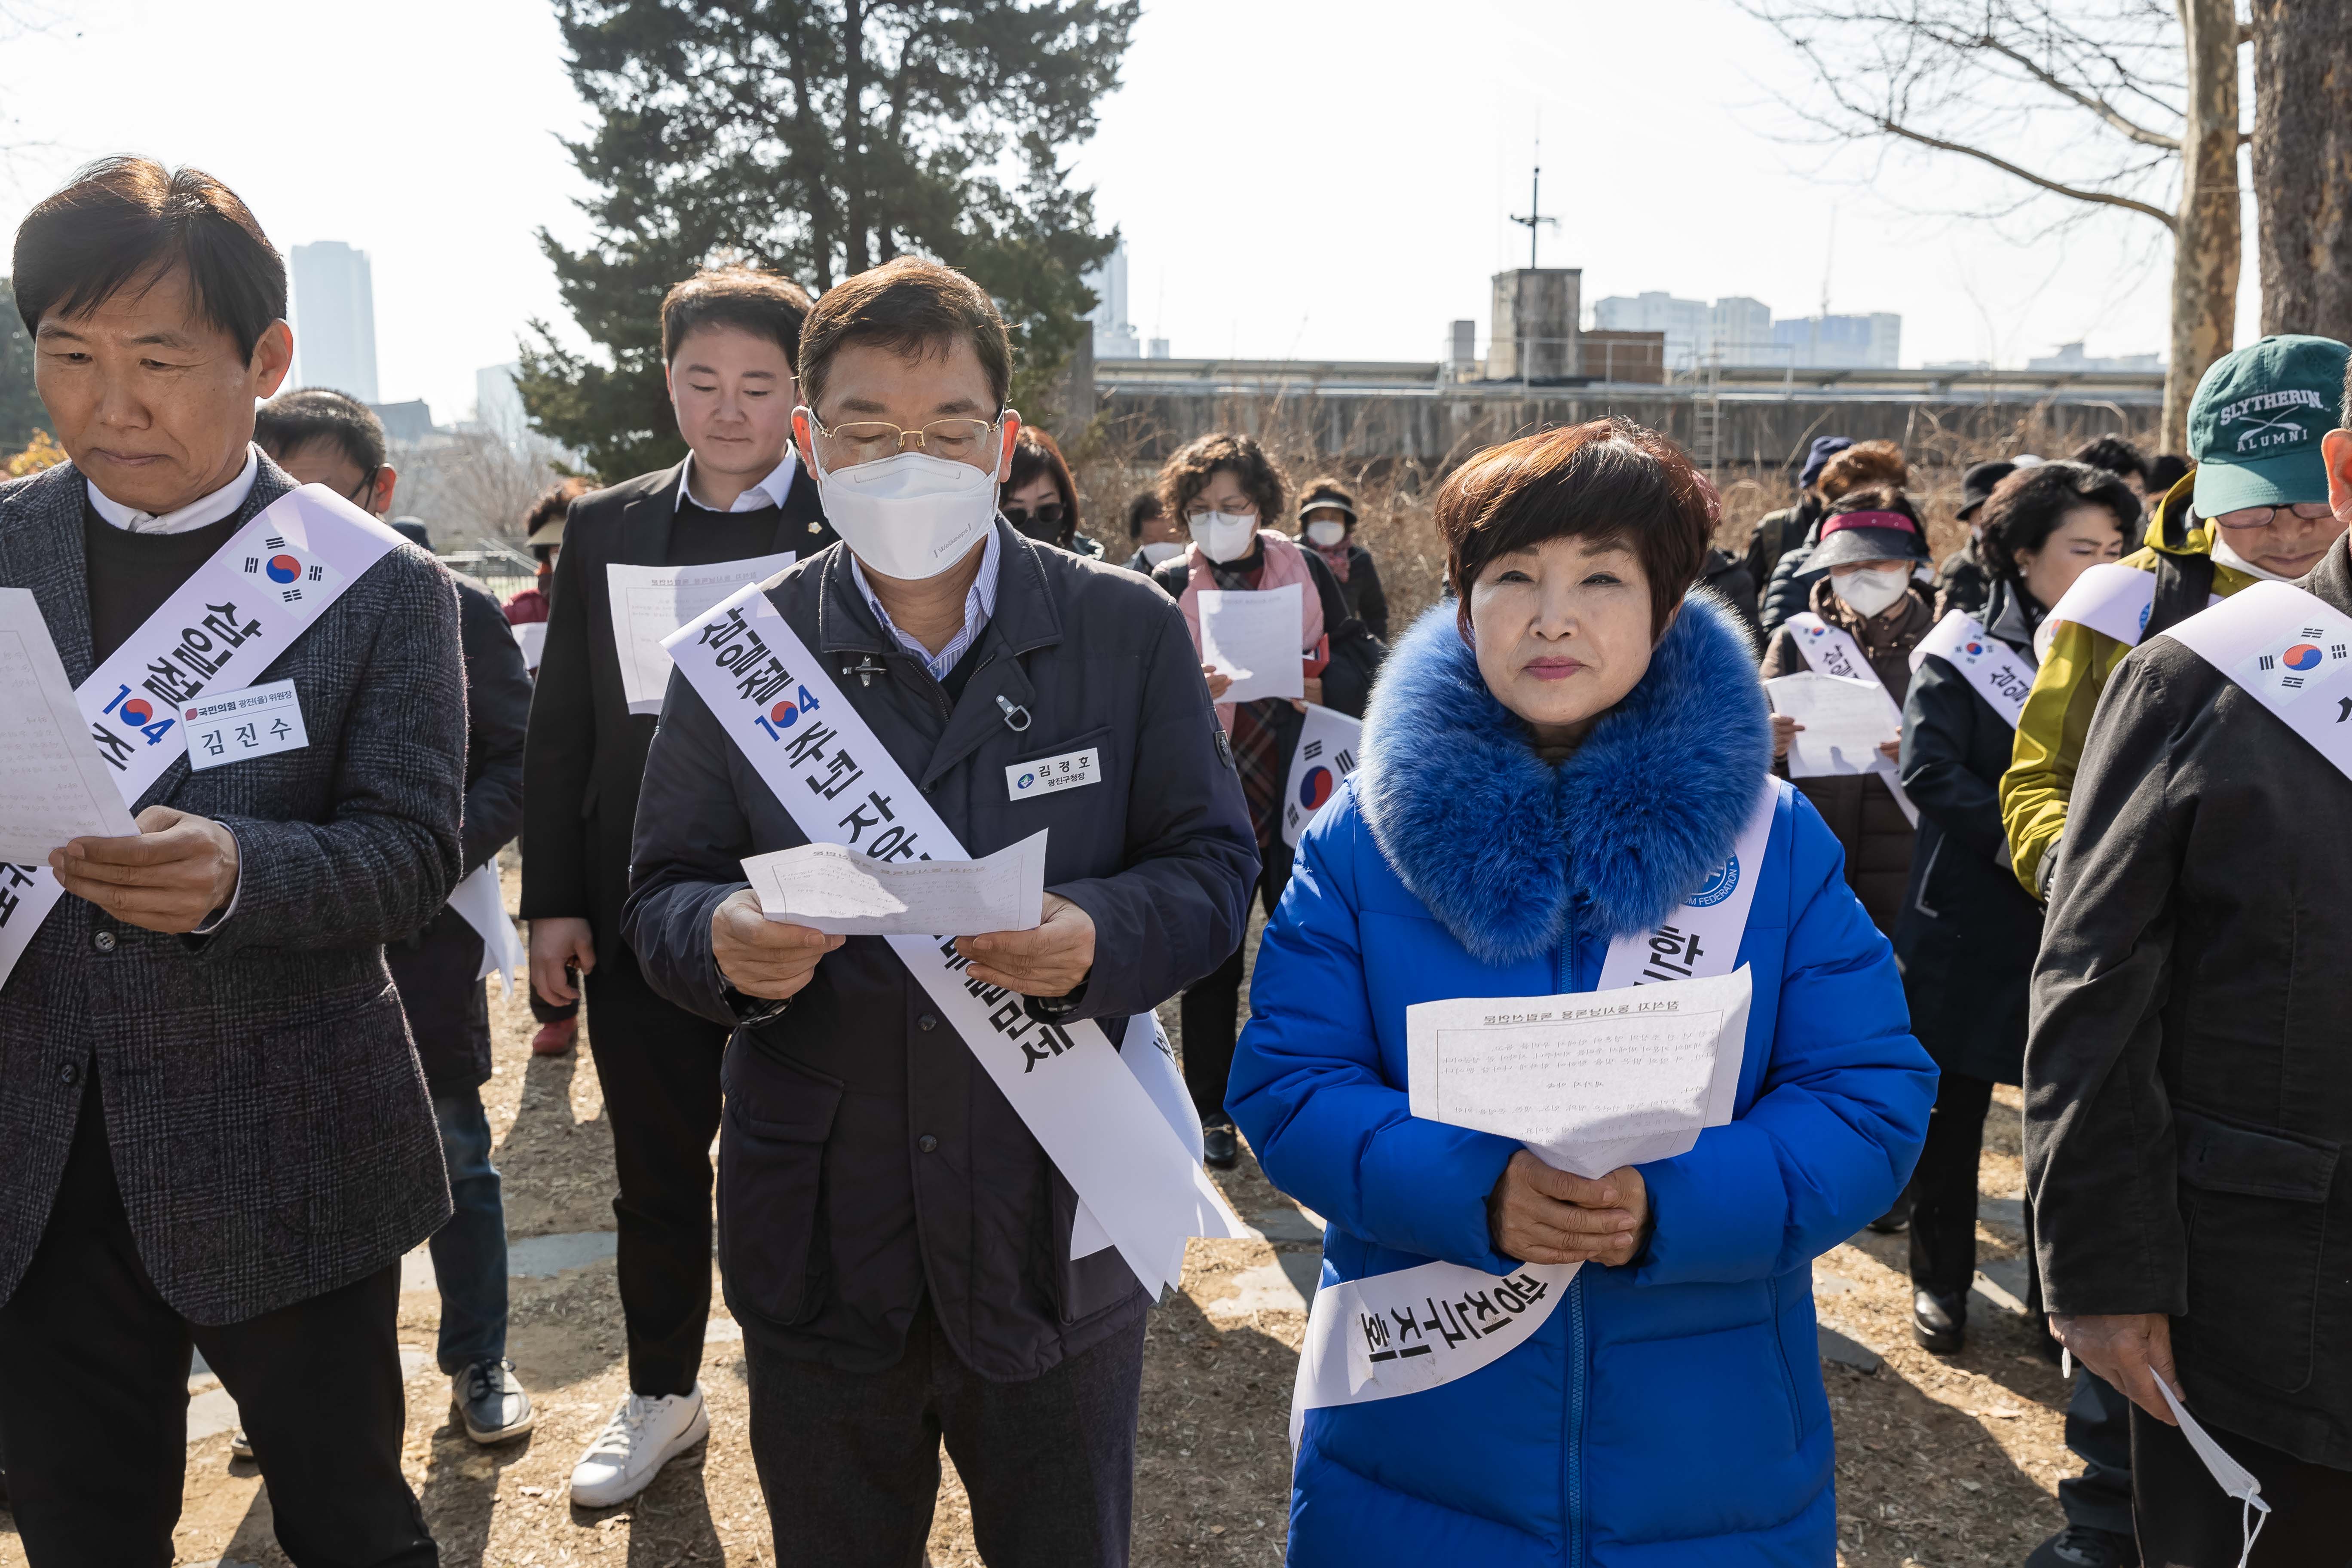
[1190,511,1259,564]
[812,442,1001,582]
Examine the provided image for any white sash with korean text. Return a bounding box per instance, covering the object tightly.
[1290,777,1778,1450]
[1781,611,1919,826]
[2161,580,2352,781]
[1909,611,2035,730]
[662,579,1244,1299]
[0,486,403,986]
[2033,560,2222,663]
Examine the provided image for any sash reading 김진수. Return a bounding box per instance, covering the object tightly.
[0,484,417,988]
[1909,610,2036,730]
[662,577,1245,1300]
[1288,778,1779,1449]
[2162,579,2352,780]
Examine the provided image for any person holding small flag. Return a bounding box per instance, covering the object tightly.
[2024,356,2352,1564]
[1227,418,1932,1566]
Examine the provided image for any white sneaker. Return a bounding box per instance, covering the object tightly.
[568,1385,709,1508]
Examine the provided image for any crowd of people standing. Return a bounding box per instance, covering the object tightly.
[0,151,2347,1568]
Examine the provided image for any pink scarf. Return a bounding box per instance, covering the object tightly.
[1308,538,1352,582]
[1176,530,1328,733]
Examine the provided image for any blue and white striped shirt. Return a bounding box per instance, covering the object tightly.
[848,525,1003,682]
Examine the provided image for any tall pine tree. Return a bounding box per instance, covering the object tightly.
[519,0,1135,481]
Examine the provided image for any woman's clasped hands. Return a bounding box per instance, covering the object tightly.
[1486,1149,1651,1268]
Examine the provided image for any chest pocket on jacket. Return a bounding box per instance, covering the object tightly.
[1002,725,1116,802]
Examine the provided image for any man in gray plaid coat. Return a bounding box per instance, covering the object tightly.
[0,159,463,1565]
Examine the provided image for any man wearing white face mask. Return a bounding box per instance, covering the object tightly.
[1760,484,1936,940]
[621,257,1259,1566]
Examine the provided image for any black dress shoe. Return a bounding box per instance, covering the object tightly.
[1867,1191,1914,1234]
[2025,1523,2140,1568]
[1912,1288,1966,1354]
[1202,1124,1239,1170]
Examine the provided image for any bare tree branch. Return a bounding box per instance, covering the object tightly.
[1972,36,2180,147]
[1873,114,2178,227]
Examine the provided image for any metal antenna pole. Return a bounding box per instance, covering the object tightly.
[1507,137,1559,271]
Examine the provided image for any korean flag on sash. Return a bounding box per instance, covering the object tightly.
[239,529,347,620]
[2239,622,2352,706]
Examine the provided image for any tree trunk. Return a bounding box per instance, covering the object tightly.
[2165,0,2242,453]
[2251,0,2352,344]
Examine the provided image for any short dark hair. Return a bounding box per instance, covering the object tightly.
[1125,489,1163,540]
[1002,426,1080,538]
[798,257,1011,417]
[1437,417,1712,640]
[2071,434,2149,485]
[1157,432,1287,534]
[254,387,385,476]
[12,157,284,357]
[1978,460,2140,582]
[2147,453,2193,495]
[1817,439,1906,501]
[661,265,812,366]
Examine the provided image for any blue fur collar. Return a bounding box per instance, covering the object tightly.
[1355,592,1771,966]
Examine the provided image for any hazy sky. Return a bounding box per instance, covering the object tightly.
[0,0,2260,423]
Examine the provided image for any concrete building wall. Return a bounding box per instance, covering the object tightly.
[1488,268,1581,381]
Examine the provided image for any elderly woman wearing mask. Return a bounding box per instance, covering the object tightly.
[1228,418,1931,1565]
[1149,433,1379,1169]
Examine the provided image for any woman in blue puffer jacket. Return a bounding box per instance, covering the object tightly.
[1228,418,1935,1566]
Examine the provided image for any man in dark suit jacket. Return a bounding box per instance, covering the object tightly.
[0,161,462,1564]
[258,389,539,1448]
[522,264,831,1507]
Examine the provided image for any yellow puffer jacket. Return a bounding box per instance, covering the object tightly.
[1998,472,2264,897]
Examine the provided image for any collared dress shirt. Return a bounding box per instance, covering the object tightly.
[848,525,1002,683]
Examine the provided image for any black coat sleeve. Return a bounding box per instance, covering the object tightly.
[2022,648,2192,1317]
[1304,548,1380,720]
[521,504,597,919]
[1758,545,1818,641]
[620,667,757,1026]
[1043,598,1262,1022]
[456,579,531,874]
[1897,656,2004,859]
[1351,546,1390,641]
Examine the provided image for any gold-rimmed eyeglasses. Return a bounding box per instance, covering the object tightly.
[804,410,1004,470]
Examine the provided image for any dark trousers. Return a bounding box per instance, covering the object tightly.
[584,943,730,1397]
[2132,1403,2352,1565]
[745,1300,1146,1568]
[0,1080,433,1567]
[1178,858,1284,1128]
[429,1085,507,1373]
[1905,1068,2134,1531]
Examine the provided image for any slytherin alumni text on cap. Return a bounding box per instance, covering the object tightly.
[2188,334,2352,516]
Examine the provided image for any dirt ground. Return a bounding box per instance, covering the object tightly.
[0,867,2079,1567]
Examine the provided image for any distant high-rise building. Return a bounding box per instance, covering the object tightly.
[1592,292,1709,370]
[1083,241,1140,360]
[475,362,527,446]
[1770,312,1902,370]
[290,241,380,403]
[1709,297,1774,364]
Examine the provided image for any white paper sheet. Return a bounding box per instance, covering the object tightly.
[512,619,547,673]
[608,554,796,715]
[743,828,1048,937]
[1766,671,1904,778]
[1406,967,1753,1178]
[0,588,141,863]
[1198,583,1305,703]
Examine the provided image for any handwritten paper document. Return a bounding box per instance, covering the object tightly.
[743,828,1048,937]
[0,588,139,862]
[1765,671,1903,778]
[1198,584,1305,703]
[1406,967,1754,1178]
[608,554,796,714]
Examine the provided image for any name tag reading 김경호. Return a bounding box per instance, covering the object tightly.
[661,582,1245,1299]
[1006,747,1098,800]
[607,554,796,716]
[184,680,308,770]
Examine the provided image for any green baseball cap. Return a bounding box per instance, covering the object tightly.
[2189,334,2351,515]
